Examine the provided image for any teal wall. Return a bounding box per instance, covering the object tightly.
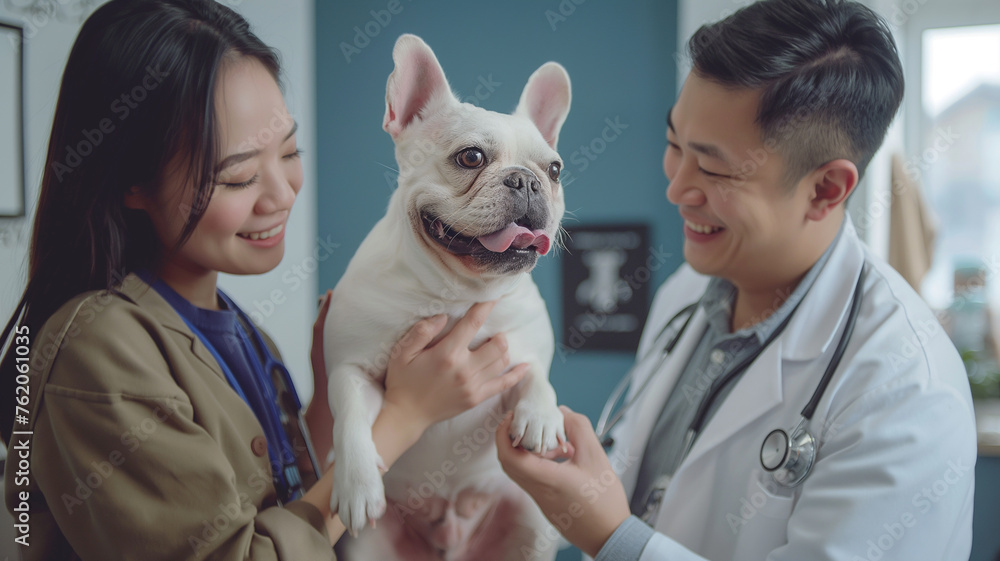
[316,0,682,425]
[972,456,1000,561]
[315,7,682,556]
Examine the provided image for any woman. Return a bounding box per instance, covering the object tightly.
[0,1,527,558]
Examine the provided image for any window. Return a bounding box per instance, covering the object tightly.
[920,24,1000,309]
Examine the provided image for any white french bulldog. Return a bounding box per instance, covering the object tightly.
[324,34,571,559]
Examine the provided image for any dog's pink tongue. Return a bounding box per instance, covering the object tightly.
[478,224,551,255]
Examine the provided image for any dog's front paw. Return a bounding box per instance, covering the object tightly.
[330,439,387,535]
[509,399,566,454]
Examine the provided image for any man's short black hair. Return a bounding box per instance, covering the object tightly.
[688,0,904,186]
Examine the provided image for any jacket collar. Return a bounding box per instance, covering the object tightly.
[117,273,227,381]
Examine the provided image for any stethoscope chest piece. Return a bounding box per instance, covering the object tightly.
[760,420,816,488]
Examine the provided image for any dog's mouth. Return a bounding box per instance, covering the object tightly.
[421,213,552,257]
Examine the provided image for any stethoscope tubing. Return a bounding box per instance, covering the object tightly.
[596,302,698,443]
[799,265,866,421]
[598,265,867,457]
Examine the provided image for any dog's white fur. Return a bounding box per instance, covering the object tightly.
[324,35,571,558]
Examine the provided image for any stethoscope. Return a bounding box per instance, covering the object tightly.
[597,265,867,488]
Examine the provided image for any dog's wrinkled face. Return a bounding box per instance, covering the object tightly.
[384,35,571,278]
[402,105,565,276]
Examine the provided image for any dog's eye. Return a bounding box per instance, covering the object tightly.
[456,148,485,169]
[548,162,561,182]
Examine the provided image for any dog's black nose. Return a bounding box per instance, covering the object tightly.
[503,169,540,193]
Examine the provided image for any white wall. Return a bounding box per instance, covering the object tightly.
[0,0,319,404]
[0,6,79,329]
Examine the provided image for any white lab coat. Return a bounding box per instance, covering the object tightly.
[606,218,976,560]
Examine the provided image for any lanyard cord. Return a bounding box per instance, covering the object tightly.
[224,292,303,411]
[216,292,299,467]
[177,313,253,407]
[164,290,301,501]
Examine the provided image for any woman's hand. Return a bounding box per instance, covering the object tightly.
[496,405,631,558]
[383,301,530,433]
[310,289,333,391]
[302,299,528,545]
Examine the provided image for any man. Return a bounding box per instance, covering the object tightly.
[496,0,977,559]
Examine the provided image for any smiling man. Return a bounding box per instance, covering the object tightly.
[496,1,977,560]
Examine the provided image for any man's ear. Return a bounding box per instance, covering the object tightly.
[123,185,147,211]
[803,159,858,222]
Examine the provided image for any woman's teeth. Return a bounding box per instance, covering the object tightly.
[239,224,283,241]
[685,220,722,235]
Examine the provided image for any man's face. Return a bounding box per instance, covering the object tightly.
[663,73,815,289]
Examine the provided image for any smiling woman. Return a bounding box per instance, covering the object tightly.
[0,1,528,559]
[0,0,341,556]
[122,56,304,308]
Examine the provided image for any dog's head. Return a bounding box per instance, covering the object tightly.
[384,34,571,279]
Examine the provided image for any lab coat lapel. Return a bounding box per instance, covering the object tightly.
[781,218,866,362]
[620,306,708,497]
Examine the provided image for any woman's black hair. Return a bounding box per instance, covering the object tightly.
[687,0,904,186]
[0,0,281,444]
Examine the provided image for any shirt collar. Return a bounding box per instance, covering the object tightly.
[699,219,845,343]
[134,269,237,334]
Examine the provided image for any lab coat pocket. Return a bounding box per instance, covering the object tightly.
[730,470,796,561]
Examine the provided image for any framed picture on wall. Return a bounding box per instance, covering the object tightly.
[561,223,652,353]
[0,21,25,217]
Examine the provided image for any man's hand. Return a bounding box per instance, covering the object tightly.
[496,405,631,558]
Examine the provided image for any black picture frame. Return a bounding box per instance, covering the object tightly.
[0,20,25,218]
[561,223,652,353]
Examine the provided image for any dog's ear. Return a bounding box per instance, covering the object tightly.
[515,62,571,150]
[384,34,453,138]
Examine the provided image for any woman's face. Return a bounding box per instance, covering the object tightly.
[138,57,303,277]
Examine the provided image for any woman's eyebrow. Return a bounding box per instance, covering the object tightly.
[216,120,298,172]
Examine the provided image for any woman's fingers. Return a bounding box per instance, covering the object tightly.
[442,301,497,352]
[394,314,448,364]
[311,290,333,379]
[467,332,509,372]
[477,363,529,401]
[313,290,332,332]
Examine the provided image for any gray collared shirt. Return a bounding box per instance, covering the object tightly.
[625,220,844,528]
